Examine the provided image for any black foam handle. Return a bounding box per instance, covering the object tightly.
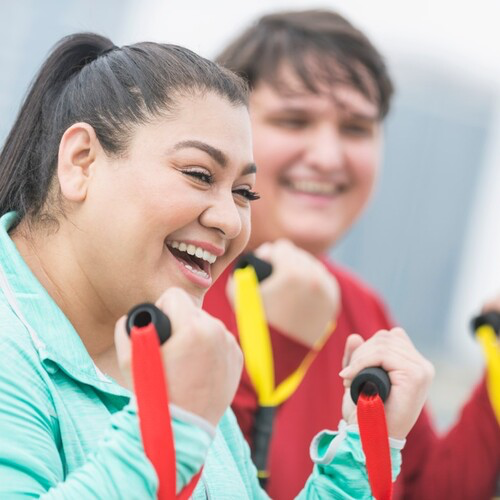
[350,367,391,405]
[470,311,500,337]
[126,302,172,345]
[234,252,273,283]
[251,405,276,488]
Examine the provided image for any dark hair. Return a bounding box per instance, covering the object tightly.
[217,9,393,118]
[0,33,248,222]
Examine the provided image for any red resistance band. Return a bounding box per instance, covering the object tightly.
[357,393,392,500]
[131,323,202,499]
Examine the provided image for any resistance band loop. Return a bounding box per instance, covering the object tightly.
[233,266,330,407]
[476,324,500,425]
[131,323,202,500]
[234,265,333,485]
[357,393,393,500]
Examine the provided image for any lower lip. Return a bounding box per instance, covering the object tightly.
[167,247,213,289]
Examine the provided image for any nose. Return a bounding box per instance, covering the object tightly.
[304,123,344,173]
[199,190,242,240]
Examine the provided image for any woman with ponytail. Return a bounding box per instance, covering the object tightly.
[0,33,431,498]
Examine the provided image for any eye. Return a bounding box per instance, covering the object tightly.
[182,167,214,185]
[271,116,309,130]
[341,123,375,137]
[233,188,260,201]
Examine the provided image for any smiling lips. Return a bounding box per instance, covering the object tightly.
[167,240,218,280]
[283,178,347,196]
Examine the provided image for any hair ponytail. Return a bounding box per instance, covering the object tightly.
[0,33,115,220]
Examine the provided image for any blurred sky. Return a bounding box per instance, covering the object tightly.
[124,0,500,84]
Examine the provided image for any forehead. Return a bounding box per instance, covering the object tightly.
[252,79,379,120]
[129,92,253,162]
[254,61,380,118]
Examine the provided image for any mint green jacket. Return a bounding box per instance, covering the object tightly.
[0,211,402,499]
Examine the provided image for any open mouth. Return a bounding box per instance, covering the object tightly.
[166,241,217,280]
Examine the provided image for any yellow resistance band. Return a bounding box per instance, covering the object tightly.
[234,266,331,407]
[476,325,500,425]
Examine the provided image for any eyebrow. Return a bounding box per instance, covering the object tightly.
[343,111,379,122]
[172,140,228,166]
[171,139,257,175]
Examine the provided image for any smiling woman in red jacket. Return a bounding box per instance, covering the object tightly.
[203,9,500,500]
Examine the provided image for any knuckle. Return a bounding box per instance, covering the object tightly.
[424,360,435,380]
[375,329,390,338]
[158,286,188,308]
[391,327,408,340]
[413,361,434,384]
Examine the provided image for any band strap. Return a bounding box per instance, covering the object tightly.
[357,393,393,500]
[234,266,331,406]
[131,323,202,499]
[476,325,500,424]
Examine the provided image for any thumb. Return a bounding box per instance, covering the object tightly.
[342,333,364,369]
[225,275,235,309]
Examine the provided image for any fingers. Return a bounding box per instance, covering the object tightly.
[255,239,310,271]
[339,327,432,381]
[225,275,235,308]
[114,315,130,361]
[114,315,133,388]
[254,242,273,262]
[342,386,357,425]
[481,292,500,314]
[342,334,364,369]
[114,289,194,368]
[155,287,198,335]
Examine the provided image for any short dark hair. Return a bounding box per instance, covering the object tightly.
[217,9,393,118]
[0,33,248,222]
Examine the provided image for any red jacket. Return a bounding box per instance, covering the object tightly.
[204,258,500,500]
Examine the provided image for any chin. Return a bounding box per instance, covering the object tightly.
[283,226,336,253]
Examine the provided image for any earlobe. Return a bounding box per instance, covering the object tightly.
[57,123,99,202]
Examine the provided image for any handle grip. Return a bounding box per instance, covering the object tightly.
[126,302,172,345]
[350,367,391,405]
[234,252,273,282]
[251,405,276,488]
[470,311,500,338]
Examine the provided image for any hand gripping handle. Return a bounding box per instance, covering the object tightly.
[351,367,391,405]
[470,311,500,338]
[126,302,172,345]
[234,253,273,282]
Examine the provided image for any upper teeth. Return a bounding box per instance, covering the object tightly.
[289,180,340,195]
[169,241,217,264]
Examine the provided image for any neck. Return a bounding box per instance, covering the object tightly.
[11,220,117,360]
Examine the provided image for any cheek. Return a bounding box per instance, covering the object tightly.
[253,128,302,189]
[238,209,252,250]
[227,207,251,258]
[348,143,380,197]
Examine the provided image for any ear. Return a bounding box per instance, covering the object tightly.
[57,123,101,202]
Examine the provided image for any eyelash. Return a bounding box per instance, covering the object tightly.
[183,169,260,201]
[234,189,260,201]
[274,118,309,129]
[183,169,214,184]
